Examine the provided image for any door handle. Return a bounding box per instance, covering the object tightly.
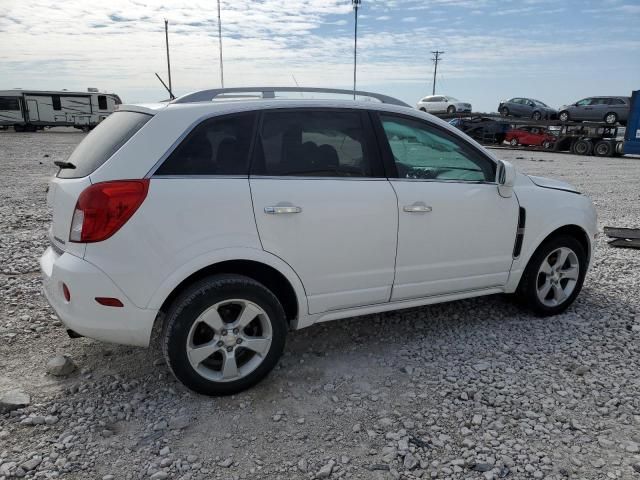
[403,203,432,213]
[264,205,302,214]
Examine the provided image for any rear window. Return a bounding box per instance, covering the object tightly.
[58,111,151,179]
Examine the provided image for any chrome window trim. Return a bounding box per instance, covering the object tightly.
[249,175,388,181]
[151,174,248,180]
[390,177,498,186]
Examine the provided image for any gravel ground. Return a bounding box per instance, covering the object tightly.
[1,129,639,480]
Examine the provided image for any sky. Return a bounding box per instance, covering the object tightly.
[1,0,639,112]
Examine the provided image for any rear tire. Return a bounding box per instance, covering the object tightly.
[559,111,570,122]
[542,140,553,150]
[604,112,617,125]
[510,138,519,147]
[594,140,614,157]
[573,139,593,156]
[163,274,287,396]
[517,235,587,316]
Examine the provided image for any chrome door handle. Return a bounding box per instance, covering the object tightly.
[264,205,302,214]
[403,203,432,213]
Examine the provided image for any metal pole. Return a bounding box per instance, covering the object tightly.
[431,50,444,96]
[165,19,173,99]
[352,0,361,100]
[217,0,224,88]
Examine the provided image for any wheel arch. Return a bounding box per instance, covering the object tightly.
[148,249,308,331]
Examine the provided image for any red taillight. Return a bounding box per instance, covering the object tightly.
[62,283,71,302]
[70,179,149,243]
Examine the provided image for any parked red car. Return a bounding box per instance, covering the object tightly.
[505,126,556,148]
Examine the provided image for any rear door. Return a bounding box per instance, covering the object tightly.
[250,108,398,314]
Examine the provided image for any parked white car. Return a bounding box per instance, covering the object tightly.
[416,95,472,114]
[41,87,597,396]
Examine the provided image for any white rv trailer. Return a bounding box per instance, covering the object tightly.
[0,89,121,131]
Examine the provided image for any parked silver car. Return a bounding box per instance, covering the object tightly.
[498,98,557,120]
[558,96,630,125]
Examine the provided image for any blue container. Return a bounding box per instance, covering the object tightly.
[624,90,640,155]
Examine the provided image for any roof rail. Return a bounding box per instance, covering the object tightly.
[172,87,410,107]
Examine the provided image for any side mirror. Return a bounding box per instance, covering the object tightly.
[497,160,516,198]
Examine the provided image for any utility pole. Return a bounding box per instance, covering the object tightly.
[352,0,361,99]
[431,50,444,95]
[164,19,173,99]
[217,0,224,88]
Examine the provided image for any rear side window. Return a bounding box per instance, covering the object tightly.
[98,95,108,110]
[58,111,151,179]
[252,110,379,177]
[52,95,61,111]
[155,113,256,176]
[0,97,20,111]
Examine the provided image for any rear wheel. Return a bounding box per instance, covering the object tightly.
[447,105,456,114]
[542,140,553,150]
[163,274,287,396]
[517,235,587,316]
[510,138,519,147]
[559,111,570,122]
[594,140,614,157]
[604,112,617,125]
[573,139,593,156]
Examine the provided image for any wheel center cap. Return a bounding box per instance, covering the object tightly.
[223,333,237,347]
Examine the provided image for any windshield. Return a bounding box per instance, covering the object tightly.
[532,99,548,107]
[446,96,460,102]
[58,111,151,179]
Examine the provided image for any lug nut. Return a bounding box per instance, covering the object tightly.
[217,341,224,347]
[226,346,233,352]
[236,338,243,344]
[233,328,239,334]
[221,330,227,336]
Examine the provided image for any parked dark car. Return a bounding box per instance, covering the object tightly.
[449,117,511,145]
[505,126,556,148]
[558,96,630,125]
[498,98,557,120]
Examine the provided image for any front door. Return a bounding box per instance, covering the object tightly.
[375,113,519,301]
[26,99,39,122]
[250,108,398,314]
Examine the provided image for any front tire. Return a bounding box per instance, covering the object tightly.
[500,107,510,117]
[163,274,287,396]
[573,139,593,156]
[447,105,456,114]
[517,235,587,316]
[532,111,542,121]
[509,138,519,147]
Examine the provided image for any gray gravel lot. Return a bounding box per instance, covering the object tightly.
[1,129,639,480]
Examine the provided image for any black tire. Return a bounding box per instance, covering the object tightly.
[14,124,25,132]
[509,138,519,147]
[559,111,570,122]
[447,105,456,114]
[517,234,587,316]
[532,111,542,121]
[615,141,624,156]
[419,108,426,112]
[163,274,287,396]
[500,107,509,117]
[604,112,617,125]
[542,140,553,150]
[573,139,593,156]
[594,140,613,157]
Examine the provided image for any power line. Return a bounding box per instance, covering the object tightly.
[217,0,224,88]
[431,50,444,95]
[352,0,361,100]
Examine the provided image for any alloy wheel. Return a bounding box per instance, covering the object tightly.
[536,247,579,307]
[186,299,273,382]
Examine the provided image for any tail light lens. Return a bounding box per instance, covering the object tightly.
[69,179,149,243]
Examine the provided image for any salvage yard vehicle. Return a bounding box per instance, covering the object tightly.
[558,96,630,125]
[448,116,510,145]
[498,98,558,120]
[416,95,472,114]
[505,126,556,148]
[40,87,598,395]
[0,88,121,132]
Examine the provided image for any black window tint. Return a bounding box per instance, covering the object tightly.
[98,95,108,110]
[0,96,20,110]
[59,111,151,179]
[155,113,256,176]
[52,95,61,111]
[610,98,625,105]
[253,110,377,177]
[380,114,496,182]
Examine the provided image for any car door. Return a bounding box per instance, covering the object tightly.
[572,98,592,120]
[428,96,443,113]
[374,112,519,300]
[250,108,398,314]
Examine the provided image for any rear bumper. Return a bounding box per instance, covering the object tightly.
[40,247,157,347]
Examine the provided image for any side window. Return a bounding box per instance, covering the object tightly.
[576,98,591,106]
[252,110,378,178]
[155,113,256,176]
[0,96,20,111]
[52,95,62,111]
[611,98,625,105]
[379,114,496,182]
[98,95,108,110]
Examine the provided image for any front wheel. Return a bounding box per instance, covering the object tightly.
[532,111,542,121]
[447,105,456,114]
[163,274,287,396]
[500,107,509,117]
[517,235,587,316]
[509,138,519,147]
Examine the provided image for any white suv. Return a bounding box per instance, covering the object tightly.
[40,87,597,395]
[416,95,472,114]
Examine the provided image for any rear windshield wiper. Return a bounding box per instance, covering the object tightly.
[54,161,76,170]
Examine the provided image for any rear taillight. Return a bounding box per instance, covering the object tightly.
[69,179,149,243]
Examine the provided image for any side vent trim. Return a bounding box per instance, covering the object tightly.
[513,207,526,258]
